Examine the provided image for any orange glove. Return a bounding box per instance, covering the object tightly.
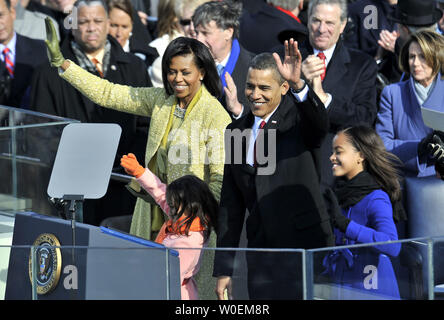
[120,153,145,178]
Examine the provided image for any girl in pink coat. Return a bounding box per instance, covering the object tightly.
[121,153,218,300]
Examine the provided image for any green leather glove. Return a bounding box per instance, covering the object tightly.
[44,17,65,67]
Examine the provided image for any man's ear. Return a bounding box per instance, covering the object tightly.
[224,27,234,41]
[358,152,365,165]
[281,81,290,95]
[340,19,347,34]
[299,0,304,11]
[10,6,16,21]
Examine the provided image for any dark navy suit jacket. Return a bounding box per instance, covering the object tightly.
[0,33,47,108]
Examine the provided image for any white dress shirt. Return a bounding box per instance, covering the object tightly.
[246,106,279,166]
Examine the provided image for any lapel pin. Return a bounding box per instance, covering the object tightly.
[272,120,277,124]
[111,65,117,71]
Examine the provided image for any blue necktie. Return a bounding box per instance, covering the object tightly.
[217,64,224,76]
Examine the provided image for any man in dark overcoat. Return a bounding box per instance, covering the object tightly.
[213,39,334,300]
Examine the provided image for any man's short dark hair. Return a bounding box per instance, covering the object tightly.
[192,0,242,39]
[73,0,109,15]
[248,53,285,85]
[3,0,10,10]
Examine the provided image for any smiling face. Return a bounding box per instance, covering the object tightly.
[167,54,204,108]
[72,4,109,55]
[308,3,346,51]
[245,68,289,120]
[330,132,364,180]
[408,41,435,87]
[108,7,133,48]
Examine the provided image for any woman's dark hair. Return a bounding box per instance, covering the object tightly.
[162,37,222,99]
[107,0,134,21]
[165,175,218,242]
[340,126,403,203]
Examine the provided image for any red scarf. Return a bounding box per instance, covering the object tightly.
[274,5,301,23]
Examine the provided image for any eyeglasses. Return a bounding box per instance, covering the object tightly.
[179,19,191,26]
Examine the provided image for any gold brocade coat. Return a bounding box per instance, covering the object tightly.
[61,61,232,299]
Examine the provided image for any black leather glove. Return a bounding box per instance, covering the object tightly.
[435,162,444,181]
[323,188,350,233]
[418,132,434,157]
[428,135,444,164]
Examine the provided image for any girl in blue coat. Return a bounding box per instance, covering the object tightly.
[323,126,406,300]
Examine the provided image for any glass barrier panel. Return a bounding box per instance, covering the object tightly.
[306,238,432,300]
[0,106,78,217]
[2,244,304,301]
[0,105,74,130]
[432,236,444,300]
[212,248,304,300]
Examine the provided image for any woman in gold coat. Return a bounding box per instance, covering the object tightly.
[44,18,231,299]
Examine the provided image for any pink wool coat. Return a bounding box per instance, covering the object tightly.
[136,169,206,300]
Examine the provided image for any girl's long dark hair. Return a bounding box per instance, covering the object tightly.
[165,175,218,242]
[162,37,222,99]
[341,126,403,202]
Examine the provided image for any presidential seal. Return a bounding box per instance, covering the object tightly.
[28,233,62,295]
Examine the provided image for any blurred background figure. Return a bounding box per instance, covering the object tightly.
[239,0,307,54]
[0,0,47,108]
[345,0,398,59]
[41,0,76,42]
[147,0,182,87]
[108,0,158,67]
[437,0,444,35]
[12,0,60,41]
[376,30,444,178]
[175,0,208,38]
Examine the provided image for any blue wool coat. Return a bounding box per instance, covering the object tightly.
[376,74,444,177]
[323,190,401,299]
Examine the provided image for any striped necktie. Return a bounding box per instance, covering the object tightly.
[91,57,104,78]
[3,48,13,77]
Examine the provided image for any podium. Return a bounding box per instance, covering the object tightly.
[5,212,181,300]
